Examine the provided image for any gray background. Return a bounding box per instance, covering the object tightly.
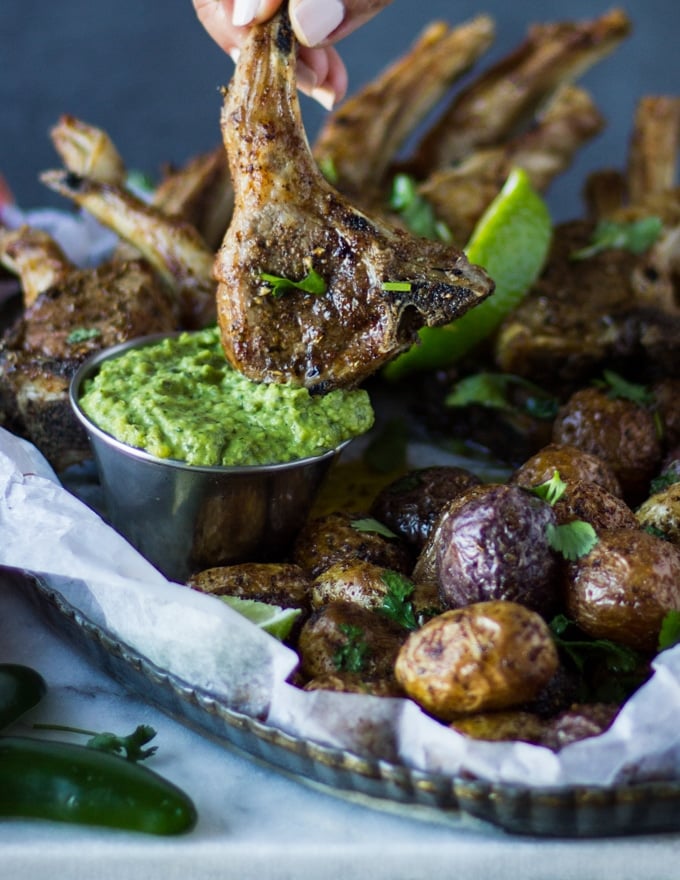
[1,0,677,221]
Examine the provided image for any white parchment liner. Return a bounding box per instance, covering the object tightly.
[3,426,680,787]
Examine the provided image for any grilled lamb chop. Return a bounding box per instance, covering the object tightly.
[312,15,495,206]
[495,94,680,388]
[0,230,177,470]
[214,9,493,391]
[41,169,216,329]
[408,8,631,176]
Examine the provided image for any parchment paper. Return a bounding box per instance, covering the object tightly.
[3,426,680,787]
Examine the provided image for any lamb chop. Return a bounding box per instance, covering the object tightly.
[0,226,177,470]
[214,8,494,392]
[311,15,495,207]
[494,95,680,390]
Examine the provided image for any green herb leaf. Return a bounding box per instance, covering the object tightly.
[333,624,369,673]
[381,281,413,292]
[260,266,327,298]
[445,372,559,421]
[531,470,567,506]
[658,611,680,653]
[380,570,418,630]
[650,468,680,495]
[66,327,102,345]
[571,216,663,260]
[388,173,453,243]
[594,369,655,405]
[549,615,641,674]
[546,520,598,561]
[33,723,158,762]
[350,517,397,539]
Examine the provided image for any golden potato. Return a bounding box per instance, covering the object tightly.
[394,600,559,721]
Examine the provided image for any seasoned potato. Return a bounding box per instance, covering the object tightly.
[565,528,680,651]
[302,671,403,697]
[510,442,623,498]
[370,466,481,551]
[297,601,407,681]
[539,703,620,751]
[636,482,680,545]
[435,483,560,616]
[552,387,662,503]
[394,600,559,720]
[187,562,312,610]
[552,479,638,533]
[292,510,412,578]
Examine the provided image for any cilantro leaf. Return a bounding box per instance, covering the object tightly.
[32,723,158,762]
[445,372,558,421]
[318,156,338,184]
[546,520,598,561]
[350,517,397,539]
[650,467,680,495]
[594,369,655,405]
[333,624,369,673]
[571,216,663,260]
[260,266,327,298]
[66,327,102,345]
[380,570,418,630]
[531,470,567,506]
[549,615,641,674]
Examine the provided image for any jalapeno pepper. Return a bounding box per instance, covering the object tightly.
[0,664,47,729]
[0,736,198,835]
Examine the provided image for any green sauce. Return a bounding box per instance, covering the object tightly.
[79,327,374,467]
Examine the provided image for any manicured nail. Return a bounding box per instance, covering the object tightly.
[291,0,344,46]
[229,48,241,63]
[232,0,261,27]
[311,85,336,111]
[295,59,319,93]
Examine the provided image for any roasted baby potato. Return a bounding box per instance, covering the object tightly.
[636,482,680,545]
[435,483,560,616]
[565,527,680,651]
[370,466,481,551]
[510,442,623,498]
[394,600,559,720]
[552,478,638,533]
[552,387,662,504]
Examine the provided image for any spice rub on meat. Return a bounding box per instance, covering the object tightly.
[214,8,494,392]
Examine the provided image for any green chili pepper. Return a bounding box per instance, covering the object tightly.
[0,736,197,835]
[0,664,47,730]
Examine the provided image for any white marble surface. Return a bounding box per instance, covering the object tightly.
[2,579,680,880]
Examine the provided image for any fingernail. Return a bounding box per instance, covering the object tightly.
[311,85,336,111]
[229,48,241,63]
[232,0,261,27]
[291,0,344,46]
[296,59,319,92]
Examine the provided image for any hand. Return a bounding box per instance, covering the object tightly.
[192,0,393,109]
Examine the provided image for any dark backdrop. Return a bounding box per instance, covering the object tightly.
[1,0,677,220]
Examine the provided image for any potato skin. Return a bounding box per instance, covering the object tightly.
[565,528,680,651]
[435,484,559,615]
[370,466,481,551]
[636,482,680,546]
[394,600,559,721]
[552,479,638,533]
[551,387,662,504]
[510,442,623,498]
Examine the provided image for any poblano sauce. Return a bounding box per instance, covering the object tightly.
[79,327,374,466]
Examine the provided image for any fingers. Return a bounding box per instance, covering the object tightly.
[291,0,394,46]
[191,0,353,107]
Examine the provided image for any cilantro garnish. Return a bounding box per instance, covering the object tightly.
[381,281,413,292]
[549,615,640,674]
[445,372,559,421]
[318,156,339,184]
[66,327,102,345]
[593,369,655,406]
[546,520,599,561]
[388,173,453,243]
[530,471,599,560]
[571,216,663,260]
[33,723,158,762]
[650,468,680,495]
[658,611,680,653]
[333,624,369,673]
[350,517,397,539]
[260,266,327,298]
[530,470,567,506]
[379,570,418,630]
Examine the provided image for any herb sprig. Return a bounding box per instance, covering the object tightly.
[260,265,327,298]
[571,216,663,260]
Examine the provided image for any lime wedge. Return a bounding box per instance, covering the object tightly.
[384,167,552,379]
[218,595,302,641]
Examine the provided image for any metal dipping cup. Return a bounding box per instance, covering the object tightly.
[69,335,349,583]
